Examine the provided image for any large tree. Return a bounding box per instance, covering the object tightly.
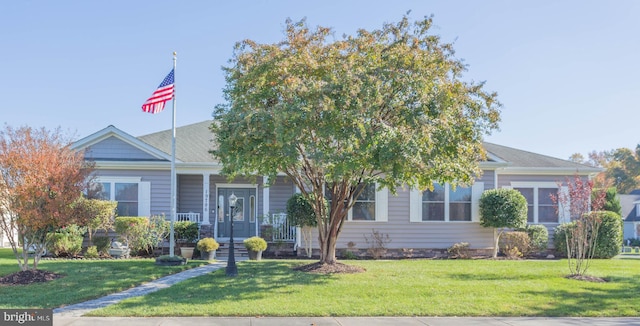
[212,16,500,264]
[0,126,92,271]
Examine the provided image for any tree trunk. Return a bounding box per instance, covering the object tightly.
[319,232,338,264]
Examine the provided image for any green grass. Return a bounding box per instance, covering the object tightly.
[89,258,640,317]
[0,248,207,309]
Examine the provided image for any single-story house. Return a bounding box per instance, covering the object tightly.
[620,190,640,242]
[71,120,601,256]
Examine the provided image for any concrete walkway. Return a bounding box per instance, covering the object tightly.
[53,260,227,317]
[51,259,640,326]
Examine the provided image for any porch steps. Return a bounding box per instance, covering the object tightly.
[215,241,249,258]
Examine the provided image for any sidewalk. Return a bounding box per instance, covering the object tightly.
[53,316,640,326]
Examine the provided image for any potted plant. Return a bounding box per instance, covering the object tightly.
[243,236,268,261]
[155,255,187,266]
[174,221,199,259]
[197,237,219,260]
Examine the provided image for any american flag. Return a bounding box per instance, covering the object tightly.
[142,69,174,114]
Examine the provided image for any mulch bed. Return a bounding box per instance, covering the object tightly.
[293,262,366,274]
[566,274,608,283]
[0,270,63,286]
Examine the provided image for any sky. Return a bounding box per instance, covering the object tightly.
[2,1,639,161]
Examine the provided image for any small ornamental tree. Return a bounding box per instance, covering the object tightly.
[286,193,320,257]
[552,175,607,277]
[72,197,117,246]
[0,126,93,271]
[479,188,528,258]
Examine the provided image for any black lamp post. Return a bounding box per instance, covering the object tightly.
[226,192,238,277]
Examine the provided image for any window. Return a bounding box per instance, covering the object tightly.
[420,184,472,222]
[92,177,150,217]
[115,183,139,216]
[511,183,560,223]
[325,182,388,222]
[352,183,376,221]
[422,183,445,221]
[410,182,483,222]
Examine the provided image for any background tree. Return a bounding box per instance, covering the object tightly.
[212,15,500,265]
[479,188,528,258]
[286,193,320,257]
[597,187,621,216]
[0,126,92,271]
[608,146,640,194]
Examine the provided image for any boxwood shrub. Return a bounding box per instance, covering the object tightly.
[554,211,622,258]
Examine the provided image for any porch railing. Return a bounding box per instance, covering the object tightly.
[263,213,296,242]
[176,212,201,224]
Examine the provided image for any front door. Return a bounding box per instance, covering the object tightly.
[217,188,256,238]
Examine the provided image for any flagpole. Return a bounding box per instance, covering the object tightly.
[169,52,177,257]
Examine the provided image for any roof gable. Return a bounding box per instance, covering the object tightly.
[72,125,173,162]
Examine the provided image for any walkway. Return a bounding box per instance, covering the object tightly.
[53,260,227,317]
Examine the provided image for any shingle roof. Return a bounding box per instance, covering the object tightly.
[138,120,218,163]
[483,142,599,171]
[136,120,601,171]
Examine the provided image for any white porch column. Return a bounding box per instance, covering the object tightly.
[202,173,210,225]
[263,176,270,216]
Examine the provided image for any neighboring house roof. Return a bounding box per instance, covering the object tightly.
[138,120,217,163]
[620,194,640,222]
[483,142,602,175]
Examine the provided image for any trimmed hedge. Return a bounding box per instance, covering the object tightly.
[479,189,528,229]
[554,211,623,258]
[516,224,549,254]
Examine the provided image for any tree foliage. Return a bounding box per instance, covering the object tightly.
[212,15,500,264]
[479,188,528,257]
[597,187,621,216]
[0,126,92,270]
[608,146,640,194]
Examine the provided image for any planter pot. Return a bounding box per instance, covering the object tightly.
[248,250,263,261]
[201,250,216,260]
[180,247,194,259]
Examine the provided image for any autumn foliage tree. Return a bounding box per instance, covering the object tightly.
[0,126,92,271]
[212,16,500,265]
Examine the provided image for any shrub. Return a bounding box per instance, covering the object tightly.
[174,221,199,245]
[479,188,528,258]
[93,236,111,255]
[447,242,471,259]
[115,216,169,255]
[243,236,268,251]
[554,211,623,259]
[341,250,359,260]
[591,211,622,258]
[84,246,99,258]
[517,224,549,255]
[197,237,219,252]
[46,224,86,257]
[364,229,391,259]
[499,231,530,259]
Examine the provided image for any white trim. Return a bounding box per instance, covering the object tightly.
[409,189,422,222]
[138,182,151,217]
[202,173,210,225]
[96,176,141,183]
[263,176,270,216]
[216,183,258,189]
[346,183,387,222]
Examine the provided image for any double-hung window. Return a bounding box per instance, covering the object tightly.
[511,183,562,223]
[325,182,388,222]
[410,182,484,222]
[91,177,150,217]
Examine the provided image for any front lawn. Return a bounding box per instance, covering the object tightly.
[90,258,640,317]
[0,248,207,309]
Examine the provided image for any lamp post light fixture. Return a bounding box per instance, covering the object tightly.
[226,192,238,277]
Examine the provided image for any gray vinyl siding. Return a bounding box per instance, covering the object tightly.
[93,169,170,216]
[324,185,494,250]
[268,176,296,214]
[178,175,203,216]
[85,136,160,161]
[624,222,636,240]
